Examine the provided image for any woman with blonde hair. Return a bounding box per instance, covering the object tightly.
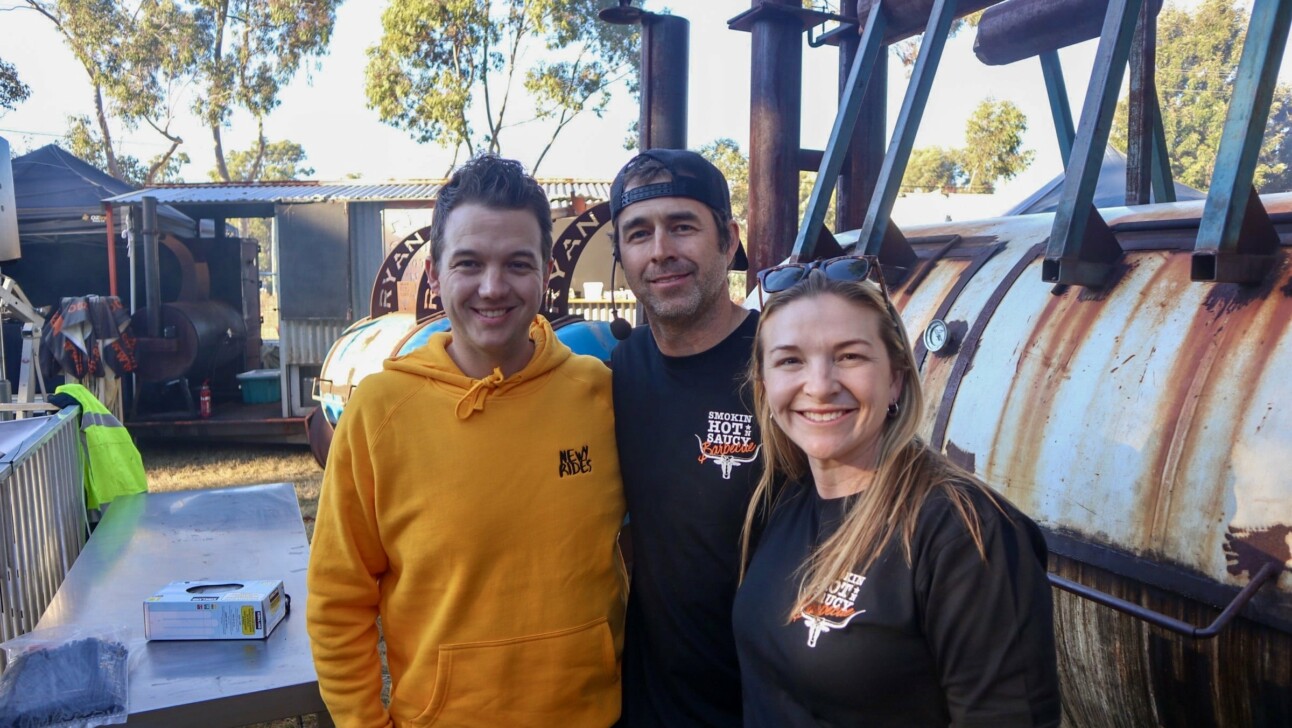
[732,258,1060,727]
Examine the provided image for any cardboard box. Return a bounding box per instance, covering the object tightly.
[144,580,287,640]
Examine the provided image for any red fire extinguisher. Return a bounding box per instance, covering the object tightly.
[199,380,212,419]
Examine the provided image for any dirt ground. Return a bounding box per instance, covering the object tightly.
[138,441,327,728]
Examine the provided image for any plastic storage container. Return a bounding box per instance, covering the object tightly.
[235,369,281,404]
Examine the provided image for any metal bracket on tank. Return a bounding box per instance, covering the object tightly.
[1038,51,1075,166]
[790,0,895,265]
[1042,0,1148,288]
[1191,0,1291,285]
[1048,561,1283,639]
[851,0,965,273]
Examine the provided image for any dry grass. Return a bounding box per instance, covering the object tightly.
[139,441,328,727]
[139,441,322,540]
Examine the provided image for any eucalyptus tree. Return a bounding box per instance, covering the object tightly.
[192,0,340,181]
[0,57,30,114]
[366,0,638,172]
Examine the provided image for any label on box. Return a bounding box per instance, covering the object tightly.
[144,579,287,640]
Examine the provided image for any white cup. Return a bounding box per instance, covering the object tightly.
[582,282,605,300]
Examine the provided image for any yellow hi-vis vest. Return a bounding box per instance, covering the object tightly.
[54,384,147,509]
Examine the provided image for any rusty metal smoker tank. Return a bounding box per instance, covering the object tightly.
[850,195,1292,726]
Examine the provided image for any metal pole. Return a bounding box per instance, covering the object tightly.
[1192,0,1290,283]
[1040,51,1075,166]
[859,0,961,256]
[836,1,886,234]
[747,0,803,278]
[141,197,161,338]
[1043,0,1142,286]
[103,204,119,298]
[639,14,689,151]
[1126,0,1156,206]
[795,5,888,262]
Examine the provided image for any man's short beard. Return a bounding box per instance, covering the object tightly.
[639,262,730,326]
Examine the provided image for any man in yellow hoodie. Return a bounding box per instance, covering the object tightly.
[307,155,626,728]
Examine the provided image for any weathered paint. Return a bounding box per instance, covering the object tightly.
[880,196,1292,725]
[315,313,421,423]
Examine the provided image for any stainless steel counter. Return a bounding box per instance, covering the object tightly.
[36,483,331,727]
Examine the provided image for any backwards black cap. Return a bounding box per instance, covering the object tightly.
[610,149,748,271]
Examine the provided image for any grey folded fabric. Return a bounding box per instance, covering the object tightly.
[0,637,128,727]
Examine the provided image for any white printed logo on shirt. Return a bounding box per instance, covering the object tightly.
[695,410,760,480]
[797,572,866,647]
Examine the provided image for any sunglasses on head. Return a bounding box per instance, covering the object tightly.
[756,255,891,307]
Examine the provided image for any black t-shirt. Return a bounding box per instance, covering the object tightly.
[612,313,761,728]
[733,481,1061,728]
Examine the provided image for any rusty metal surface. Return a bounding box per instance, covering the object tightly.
[747,0,803,278]
[1050,554,1292,727]
[1126,0,1157,207]
[876,202,1292,723]
[131,300,248,382]
[882,207,1292,629]
[639,14,689,150]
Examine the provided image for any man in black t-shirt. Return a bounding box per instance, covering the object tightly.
[609,150,761,727]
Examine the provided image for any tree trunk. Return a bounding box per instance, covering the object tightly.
[249,118,267,180]
[212,124,231,181]
[210,0,231,181]
[93,84,123,181]
[146,138,182,185]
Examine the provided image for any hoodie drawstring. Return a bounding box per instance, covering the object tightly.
[455,367,507,419]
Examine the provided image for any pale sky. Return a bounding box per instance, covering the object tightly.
[1,0,1286,212]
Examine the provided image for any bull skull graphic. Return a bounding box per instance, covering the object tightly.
[800,609,864,647]
[695,435,762,479]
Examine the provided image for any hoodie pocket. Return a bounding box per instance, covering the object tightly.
[408,617,619,727]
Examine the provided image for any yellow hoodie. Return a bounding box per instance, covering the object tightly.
[307,316,626,728]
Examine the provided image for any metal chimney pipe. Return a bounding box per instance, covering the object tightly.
[141,196,161,338]
[639,14,689,150]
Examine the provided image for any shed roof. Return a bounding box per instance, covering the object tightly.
[104,178,612,211]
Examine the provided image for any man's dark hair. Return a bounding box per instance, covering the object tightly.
[611,155,733,256]
[430,154,553,266]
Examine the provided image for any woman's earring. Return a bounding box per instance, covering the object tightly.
[887,401,899,419]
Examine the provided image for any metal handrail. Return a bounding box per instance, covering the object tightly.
[1048,561,1283,639]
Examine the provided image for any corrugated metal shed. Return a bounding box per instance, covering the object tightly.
[103,179,611,207]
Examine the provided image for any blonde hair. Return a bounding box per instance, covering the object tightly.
[740,272,1001,622]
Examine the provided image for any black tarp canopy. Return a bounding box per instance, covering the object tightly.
[3,145,195,308]
[11,144,194,252]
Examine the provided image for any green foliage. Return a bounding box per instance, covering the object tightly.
[192,0,340,180]
[698,137,837,230]
[960,98,1033,193]
[27,0,203,182]
[30,1,336,183]
[0,57,31,114]
[1111,0,1292,193]
[892,11,982,71]
[798,171,837,228]
[366,0,638,172]
[64,114,189,185]
[214,139,314,181]
[698,138,749,225]
[903,146,963,191]
[899,100,1032,194]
